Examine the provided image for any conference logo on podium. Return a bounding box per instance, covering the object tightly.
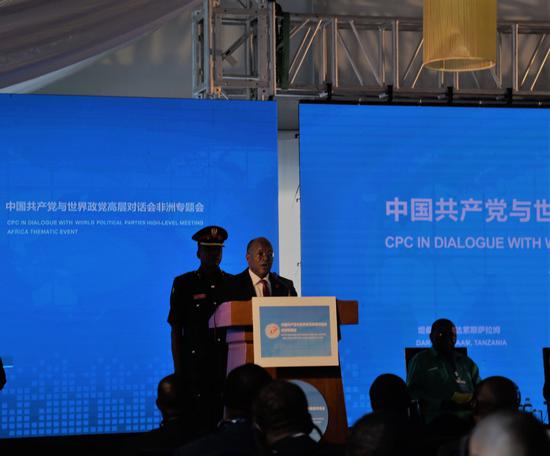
[265,323,280,339]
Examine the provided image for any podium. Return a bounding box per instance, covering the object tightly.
[209,298,358,443]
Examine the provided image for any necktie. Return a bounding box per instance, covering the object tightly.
[260,279,270,297]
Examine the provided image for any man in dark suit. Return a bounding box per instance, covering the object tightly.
[176,363,272,456]
[133,374,191,453]
[232,237,297,299]
[252,380,319,456]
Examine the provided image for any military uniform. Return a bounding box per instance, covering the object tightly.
[167,226,233,436]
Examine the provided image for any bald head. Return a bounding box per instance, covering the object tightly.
[473,376,520,422]
[156,374,181,419]
[470,412,550,456]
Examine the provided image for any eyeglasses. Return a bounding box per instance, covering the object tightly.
[254,250,274,260]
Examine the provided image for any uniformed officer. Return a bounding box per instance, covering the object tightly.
[167,225,234,437]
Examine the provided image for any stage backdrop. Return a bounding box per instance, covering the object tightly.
[300,104,550,424]
[0,95,278,437]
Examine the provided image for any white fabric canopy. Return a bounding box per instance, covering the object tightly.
[0,0,193,89]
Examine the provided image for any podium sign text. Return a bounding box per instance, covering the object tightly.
[252,297,339,367]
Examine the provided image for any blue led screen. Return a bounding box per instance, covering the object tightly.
[0,95,278,437]
[300,104,550,424]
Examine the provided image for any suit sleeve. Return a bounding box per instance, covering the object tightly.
[168,278,183,374]
[274,274,297,296]
[287,280,298,296]
[167,278,181,326]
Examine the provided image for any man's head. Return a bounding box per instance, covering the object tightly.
[469,411,550,456]
[192,226,227,270]
[369,374,410,414]
[197,245,223,269]
[430,318,457,354]
[347,412,411,456]
[156,374,182,421]
[472,376,521,423]
[252,380,313,445]
[223,363,272,419]
[246,237,274,278]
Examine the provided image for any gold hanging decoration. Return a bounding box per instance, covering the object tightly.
[423,0,497,72]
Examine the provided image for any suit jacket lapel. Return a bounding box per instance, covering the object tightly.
[244,269,257,297]
[270,273,283,296]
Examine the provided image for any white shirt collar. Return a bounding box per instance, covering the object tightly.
[248,269,270,285]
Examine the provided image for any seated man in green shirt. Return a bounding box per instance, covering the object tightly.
[407,318,481,424]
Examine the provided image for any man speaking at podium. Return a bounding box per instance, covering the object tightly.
[233,237,297,299]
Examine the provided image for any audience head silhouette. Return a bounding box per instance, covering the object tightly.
[469,411,550,456]
[369,374,410,414]
[156,374,182,422]
[223,363,272,419]
[347,411,412,456]
[472,376,521,423]
[252,379,314,446]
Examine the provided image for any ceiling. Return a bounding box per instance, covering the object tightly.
[31,0,550,129]
[280,0,550,20]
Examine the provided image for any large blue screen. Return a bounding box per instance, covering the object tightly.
[300,104,550,425]
[0,95,278,437]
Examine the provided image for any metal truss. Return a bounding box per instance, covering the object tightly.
[193,0,550,103]
[192,0,275,100]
